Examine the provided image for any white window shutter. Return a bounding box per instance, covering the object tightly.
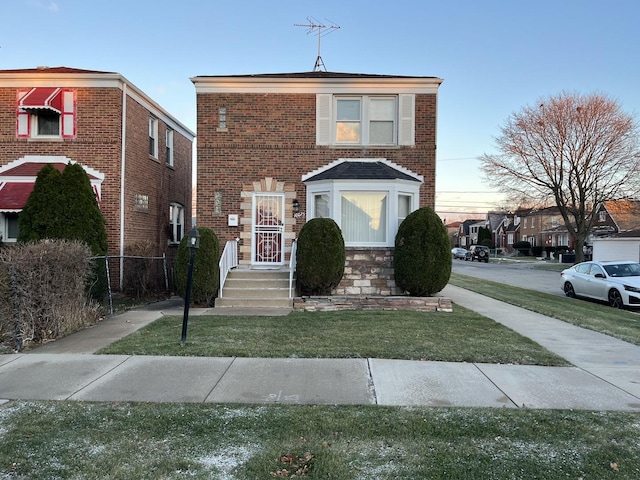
[16,91,29,137]
[398,94,415,146]
[61,90,76,138]
[316,94,331,145]
[17,111,29,137]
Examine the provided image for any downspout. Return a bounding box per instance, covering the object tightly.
[119,82,127,290]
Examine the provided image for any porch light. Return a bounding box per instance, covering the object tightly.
[188,227,201,249]
[292,199,300,213]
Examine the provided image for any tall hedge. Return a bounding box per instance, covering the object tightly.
[18,163,108,298]
[394,207,451,296]
[18,164,64,241]
[175,227,219,306]
[59,163,108,256]
[296,218,345,296]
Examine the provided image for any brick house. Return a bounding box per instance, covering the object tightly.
[454,219,485,248]
[495,218,519,252]
[591,199,640,237]
[192,71,442,295]
[0,66,195,289]
[517,207,573,250]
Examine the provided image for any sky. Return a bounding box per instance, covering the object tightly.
[2,0,640,223]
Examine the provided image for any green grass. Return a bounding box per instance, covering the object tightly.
[1,401,638,479]
[449,272,640,346]
[98,308,568,365]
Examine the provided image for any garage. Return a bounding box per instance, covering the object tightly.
[592,234,640,262]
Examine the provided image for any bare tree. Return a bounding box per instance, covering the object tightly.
[480,92,640,262]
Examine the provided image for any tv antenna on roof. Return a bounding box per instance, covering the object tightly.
[295,17,340,72]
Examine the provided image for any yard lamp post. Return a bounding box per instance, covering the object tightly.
[180,227,200,346]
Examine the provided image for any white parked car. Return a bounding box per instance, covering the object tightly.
[451,247,469,260]
[560,260,640,308]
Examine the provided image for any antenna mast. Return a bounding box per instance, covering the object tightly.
[295,17,340,72]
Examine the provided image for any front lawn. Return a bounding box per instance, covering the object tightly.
[1,401,638,479]
[98,307,567,365]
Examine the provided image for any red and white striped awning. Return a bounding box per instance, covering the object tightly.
[18,87,63,113]
[0,182,35,212]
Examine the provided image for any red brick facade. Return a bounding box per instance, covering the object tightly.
[193,72,442,295]
[0,67,195,288]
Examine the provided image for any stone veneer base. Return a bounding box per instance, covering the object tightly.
[293,296,452,313]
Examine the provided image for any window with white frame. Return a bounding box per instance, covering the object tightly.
[314,193,330,218]
[316,94,415,146]
[507,233,514,244]
[1,213,20,242]
[306,181,419,247]
[17,89,76,139]
[169,203,184,244]
[398,194,412,224]
[166,129,174,167]
[149,117,159,158]
[598,210,607,222]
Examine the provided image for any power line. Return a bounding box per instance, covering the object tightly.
[437,189,502,193]
[437,156,482,162]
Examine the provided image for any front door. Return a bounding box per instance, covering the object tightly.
[251,193,285,266]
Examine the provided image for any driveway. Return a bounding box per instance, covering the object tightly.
[451,259,564,296]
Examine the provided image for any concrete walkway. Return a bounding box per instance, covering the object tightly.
[1,287,639,411]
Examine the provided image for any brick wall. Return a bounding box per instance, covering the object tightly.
[196,92,437,259]
[334,248,402,296]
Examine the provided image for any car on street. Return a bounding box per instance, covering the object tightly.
[451,247,469,260]
[467,245,490,263]
[560,260,640,308]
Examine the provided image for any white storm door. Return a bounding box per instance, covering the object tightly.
[251,193,285,265]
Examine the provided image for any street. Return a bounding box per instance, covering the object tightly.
[451,258,565,296]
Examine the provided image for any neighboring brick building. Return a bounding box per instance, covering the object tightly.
[0,66,195,289]
[192,71,442,295]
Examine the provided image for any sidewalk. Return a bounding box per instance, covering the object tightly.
[1,287,639,410]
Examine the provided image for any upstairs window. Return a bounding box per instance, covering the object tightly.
[317,94,415,147]
[149,117,158,158]
[166,129,174,167]
[17,88,76,139]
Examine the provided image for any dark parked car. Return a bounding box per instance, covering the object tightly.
[468,245,490,263]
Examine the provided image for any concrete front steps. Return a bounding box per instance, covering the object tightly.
[215,268,294,308]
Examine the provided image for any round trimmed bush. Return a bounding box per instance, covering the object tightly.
[296,218,345,295]
[175,227,219,306]
[513,240,531,256]
[394,207,451,296]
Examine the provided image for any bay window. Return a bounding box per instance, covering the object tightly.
[341,192,387,243]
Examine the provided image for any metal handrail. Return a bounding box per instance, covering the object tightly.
[218,239,238,298]
[289,239,297,298]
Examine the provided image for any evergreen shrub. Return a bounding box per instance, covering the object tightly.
[394,207,451,296]
[175,227,219,306]
[296,218,345,296]
[531,245,544,256]
[513,240,532,256]
[18,163,108,299]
